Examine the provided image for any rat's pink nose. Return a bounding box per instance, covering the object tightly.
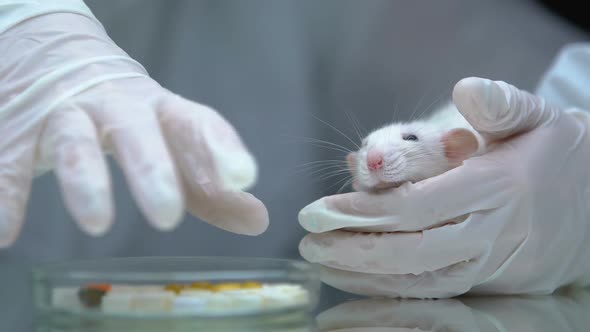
[367,150,384,171]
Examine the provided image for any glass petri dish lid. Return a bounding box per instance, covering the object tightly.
[33,256,320,331]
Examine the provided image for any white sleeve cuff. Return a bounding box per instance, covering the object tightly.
[0,0,97,34]
[535,42,590,111]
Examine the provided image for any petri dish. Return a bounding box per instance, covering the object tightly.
[33,256,320,331]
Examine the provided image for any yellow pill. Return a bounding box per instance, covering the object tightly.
[190,282,213,290]
[164,284,185,294]
[210,283,242,292]
[241,281,263,289]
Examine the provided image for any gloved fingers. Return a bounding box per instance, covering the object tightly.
[316,298,475,331]
[39,107,113,236]
[315,257,481,299]
[0,134,36,247]
[452,77,560,142]
[108,115,184,231]
[88,79,185,231]
[184,186,269,235]
[298,156,512,233]
[298,224,486,276]
[157,93,268,235]
[158,92,258,191]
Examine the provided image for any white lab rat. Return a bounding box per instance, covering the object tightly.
[347,102,487,192]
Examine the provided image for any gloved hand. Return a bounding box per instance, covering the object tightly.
[298,77,590,298]
[316,291,590,331]
[0,9,268,247]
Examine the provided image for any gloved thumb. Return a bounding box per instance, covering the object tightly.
[452,77,559,141]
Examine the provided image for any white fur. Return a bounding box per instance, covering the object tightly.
[352,101,486,191]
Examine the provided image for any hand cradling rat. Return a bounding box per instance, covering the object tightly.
[347,102,488,193]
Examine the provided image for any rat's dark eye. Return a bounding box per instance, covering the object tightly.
[403,134,418,141]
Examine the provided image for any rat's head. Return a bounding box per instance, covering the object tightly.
[347,122,479,192]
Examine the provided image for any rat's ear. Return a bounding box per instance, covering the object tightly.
[346,152,357,172]
[441,128,479,166]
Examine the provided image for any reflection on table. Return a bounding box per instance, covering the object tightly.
[316,288,590,331]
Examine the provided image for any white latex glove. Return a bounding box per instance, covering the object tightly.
[316,291,590,332]
[297,77,590,298]
[0,6,268,247]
